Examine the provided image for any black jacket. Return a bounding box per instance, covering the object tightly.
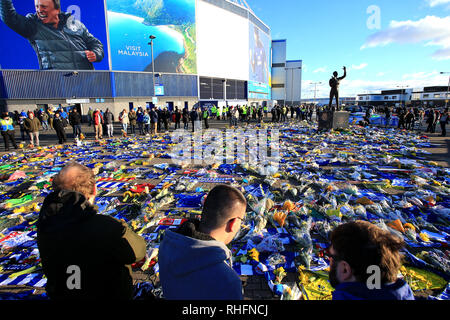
[37,190,146,300]
[1,0,104,70]
[69,112,82,126]
[52,117,65,131]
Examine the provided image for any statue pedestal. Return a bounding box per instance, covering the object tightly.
[318,111,350,131]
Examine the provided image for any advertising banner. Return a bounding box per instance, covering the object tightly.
[249,23,271,85]
[105,0,197,74]
[0,0,109,70]
[248,80,271,100]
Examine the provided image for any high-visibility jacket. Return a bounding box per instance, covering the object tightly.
[0,118,14,131]
[242,106,247,115]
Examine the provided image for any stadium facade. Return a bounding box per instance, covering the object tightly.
[0,0,276,117]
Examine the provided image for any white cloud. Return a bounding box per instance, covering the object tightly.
[313,67,327,73]
[352,63,368,70]
[377,72,385,77]
[361,16,450,60]
[426,0,450,7]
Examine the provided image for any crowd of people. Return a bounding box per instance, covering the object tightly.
[1,103,449,151]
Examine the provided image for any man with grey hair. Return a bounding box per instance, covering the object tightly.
[37,162,146,299]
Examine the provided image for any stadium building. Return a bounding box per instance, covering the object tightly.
[0,0,276,118]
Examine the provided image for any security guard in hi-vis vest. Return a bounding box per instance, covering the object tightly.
[1,112,18,151]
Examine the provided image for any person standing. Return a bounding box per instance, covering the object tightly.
[150,108,158,135]
[182,107,189,130]
[174,107,181,130]
[37,162,146,299]
[69,108,82,140]
[128,108,137,135]
[439,108,449,137]
[52,111,67,144]
[203,107,210,129]
[41,110,49,131]
[93,109,103,140]
[425,108,435,133]
[190,107,198,132]
[405,109,415,131]
[18,110,27,143]
[119,109,129,135]
[23,111,41,147]
[104,108,114,138]
[162,108,169,132]
[432,109,440,133]
[0,112,18,151]
[143,110,151,135]
[136,108,144,135]
[158,185,246,300]
[328,221,414,300]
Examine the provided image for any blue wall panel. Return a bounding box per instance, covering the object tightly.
[114,72,198,98]
[1,70,112,99]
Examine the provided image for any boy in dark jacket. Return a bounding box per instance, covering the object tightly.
[328,221,414,300]
[52,112,67,144]
[37,162,146,300]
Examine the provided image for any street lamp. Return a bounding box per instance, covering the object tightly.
[148,35,156,98]
[310,82,322,105]
[441,72,450,109]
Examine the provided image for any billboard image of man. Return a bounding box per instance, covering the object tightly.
[0,0,104,70]
[250,26,268,84]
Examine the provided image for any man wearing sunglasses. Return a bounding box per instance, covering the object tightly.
[158,185,246,300]
[328,221,414,300]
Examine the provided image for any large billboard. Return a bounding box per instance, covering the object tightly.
[196,0,249,80]
[0,0,109,70]
[249,22,271,85]
[105,0,197,74]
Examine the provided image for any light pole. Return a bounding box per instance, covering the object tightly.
[148,35,156,99]
[310,82,322,105]
[441,72,450,109]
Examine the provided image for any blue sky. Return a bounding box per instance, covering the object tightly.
[245,0,450,98]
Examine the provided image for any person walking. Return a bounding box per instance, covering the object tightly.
[432,109,440,133]
[137,108,144,135]
[88,107,94,126]
[23,111,41,147]
[1,112,18,151]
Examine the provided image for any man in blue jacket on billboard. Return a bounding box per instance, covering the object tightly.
[0,0,104,70]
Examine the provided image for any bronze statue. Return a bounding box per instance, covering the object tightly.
[328,66,347,111]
